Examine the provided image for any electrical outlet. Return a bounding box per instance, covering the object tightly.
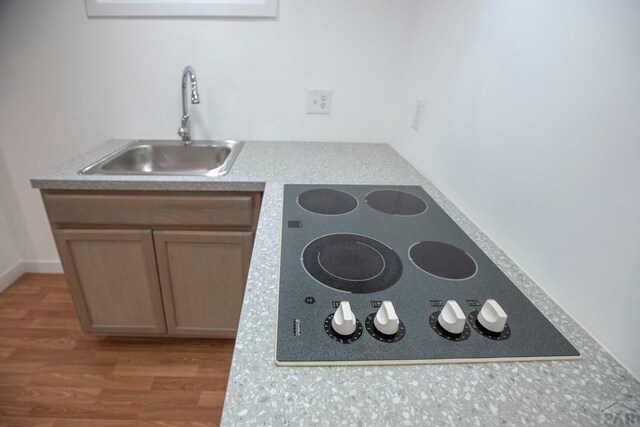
[412,98,425,131]
[307,89,332,114]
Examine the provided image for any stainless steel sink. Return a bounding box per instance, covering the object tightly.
[80,140,243,176]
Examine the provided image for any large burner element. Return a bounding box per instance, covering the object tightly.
[365,189,427,216]
[302,234,403,293]
[409,241,477,280]
[298,188,357,215]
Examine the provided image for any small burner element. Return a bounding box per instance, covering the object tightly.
[302,234,403,293]
[410,241,477,280]
[298,188,357,215]
[365,189,427,216]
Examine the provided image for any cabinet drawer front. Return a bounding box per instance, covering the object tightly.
[43,191,258,228]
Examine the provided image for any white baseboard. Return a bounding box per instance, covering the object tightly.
[22,260,63,274]
[0,260,63,293]
[0,261,26,293]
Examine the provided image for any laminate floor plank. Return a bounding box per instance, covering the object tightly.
[8,349,96,362]
[97,389,202,406]
[138,406,219,422]
[0,337,78,351]
[28,400,142,420]
[0,347,17,359]
[29,318,81,329]
[0,319,36,329]
[37,361,117,375]
[197,391,226,408]
[0,374,32,388]
[150,377,229,392]
[28,373,155,391]
[0,401,34,417]
[112,364,200,378]
[0,361,46,374]
[0,308,29,319]
[0,386,23,402]
[94,351,232,365]
[52,419,216,427]
[0,416,56,427]
[16,386,101,404]
[0,274,234,426]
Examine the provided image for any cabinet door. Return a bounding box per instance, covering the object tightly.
[153,230,253,337]
[53,229,166,334]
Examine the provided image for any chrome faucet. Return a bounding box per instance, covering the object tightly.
[177,66,200,145]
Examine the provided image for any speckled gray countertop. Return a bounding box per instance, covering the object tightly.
[32,140,639,426]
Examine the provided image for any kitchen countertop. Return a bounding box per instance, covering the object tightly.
[32,140,640,426]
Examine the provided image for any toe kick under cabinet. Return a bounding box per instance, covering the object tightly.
[41,190,262,338]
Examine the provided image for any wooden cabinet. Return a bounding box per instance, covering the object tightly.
[154,230,253,337]
[43,190,261,338]
[53,229,167,335]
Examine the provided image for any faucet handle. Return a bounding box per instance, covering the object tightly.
[178,124,189,139]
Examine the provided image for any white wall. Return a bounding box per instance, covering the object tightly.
[390,0,640,379]
[0,148,26,291]
[0,0,411,263]
[0,204,22,292]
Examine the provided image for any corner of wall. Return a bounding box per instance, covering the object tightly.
[0,261,25,293]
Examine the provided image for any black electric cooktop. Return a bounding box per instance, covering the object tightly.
[275,184,580,366]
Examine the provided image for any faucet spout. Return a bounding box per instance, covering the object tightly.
[178,66,200,145]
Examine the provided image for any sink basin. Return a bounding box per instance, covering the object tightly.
[80,140,243,176]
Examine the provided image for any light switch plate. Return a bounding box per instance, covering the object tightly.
[307,89,332,114]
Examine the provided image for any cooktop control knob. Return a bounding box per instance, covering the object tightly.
[374,301,400,335]
[478,299,508,333]
[438,300,466,334]
[332,301,357,336]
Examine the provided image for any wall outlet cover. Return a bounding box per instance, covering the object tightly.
[307,89,332,114]
[412,98,425,131]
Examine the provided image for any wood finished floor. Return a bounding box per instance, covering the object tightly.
[0,274,234,426]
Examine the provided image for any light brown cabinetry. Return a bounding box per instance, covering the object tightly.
[54,229,167,335]
[154,230,253,338]
[42,190,261,338]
